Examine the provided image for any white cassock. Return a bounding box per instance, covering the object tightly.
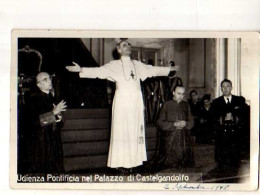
[79,56,170,168]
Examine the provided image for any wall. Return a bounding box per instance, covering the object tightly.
[205,39,217,98]
[104,38,116,63]
[159,39,189,97]
[160,39,216,100]
[81,38,103,65]
[241,36,259,104]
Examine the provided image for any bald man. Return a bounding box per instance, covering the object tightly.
[28,72,67,174]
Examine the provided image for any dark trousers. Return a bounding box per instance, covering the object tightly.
[214,125,242,169]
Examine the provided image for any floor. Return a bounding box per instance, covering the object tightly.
[68,142,250,183]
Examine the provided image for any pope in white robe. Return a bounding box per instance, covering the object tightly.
[66,39,178,169]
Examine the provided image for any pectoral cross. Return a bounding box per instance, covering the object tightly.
[130,70,135,79]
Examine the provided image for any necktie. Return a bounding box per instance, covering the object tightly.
[227,98,230,104]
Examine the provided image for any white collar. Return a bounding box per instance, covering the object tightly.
[205,106,210,111]
[121,56,131,61]
[40,89,50,94]
[224,95,232,103]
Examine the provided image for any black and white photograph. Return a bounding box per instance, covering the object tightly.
[10,31,259,190]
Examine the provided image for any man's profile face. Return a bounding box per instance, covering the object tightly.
[173,87,185,103]
[117,41,132,56]
[221,82,232,96]
[37,72,52,92]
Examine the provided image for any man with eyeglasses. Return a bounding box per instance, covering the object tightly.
[66,38,179,172]
[27,72,67,174]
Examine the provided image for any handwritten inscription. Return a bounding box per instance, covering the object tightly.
[164,183,230,191]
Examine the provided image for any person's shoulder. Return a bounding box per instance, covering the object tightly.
[180,100,189,106]
[30,89,41,98]
[132,59,139,63]
[232,94,244,99]
[29,89,44,104]
[132,59,143,65]
[232,95,246,102]
[213,96,223,102]
[211,96,223,107]
[102,60,120,69]
[162,100,174,107]
[106,60,120,65]
[183,100,189,104]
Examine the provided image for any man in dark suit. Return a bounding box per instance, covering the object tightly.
[211,79,247,174]
[28,72,67,174]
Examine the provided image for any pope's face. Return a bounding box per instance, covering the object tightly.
[117,41,132,56]
[221,82,232,96]
[173,87,185,103]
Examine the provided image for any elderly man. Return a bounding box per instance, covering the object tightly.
[66,38,179,170]
[28,72,67,174]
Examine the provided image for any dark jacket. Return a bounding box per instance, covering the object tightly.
[211,95,246,127]
[211,94,247,167]
[28,88,64,174]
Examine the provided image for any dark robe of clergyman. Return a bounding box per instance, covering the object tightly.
[156,100,195,169]
[28,88,64,174]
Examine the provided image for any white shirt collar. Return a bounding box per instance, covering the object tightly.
[224,95,232,103]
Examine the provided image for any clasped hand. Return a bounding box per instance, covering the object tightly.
[174,120,186,129]
[53,100,67,115]
[225,112,233,121]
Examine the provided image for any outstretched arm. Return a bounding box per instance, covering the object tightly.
[138,61,179,81]
[66,61,116,82]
